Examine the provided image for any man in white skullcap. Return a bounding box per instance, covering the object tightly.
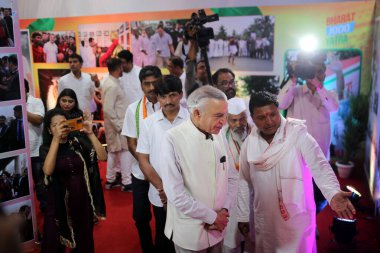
[222,97,253,253]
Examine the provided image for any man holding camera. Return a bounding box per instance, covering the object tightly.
[278,59,339,221]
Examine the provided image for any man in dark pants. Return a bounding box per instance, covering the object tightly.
[122,66,162,252]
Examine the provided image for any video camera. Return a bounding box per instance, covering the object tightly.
[286,59,318,81]
[185,9,219,48]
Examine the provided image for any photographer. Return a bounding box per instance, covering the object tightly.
[278,58,339,227]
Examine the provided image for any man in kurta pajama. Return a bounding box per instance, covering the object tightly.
[236,92,355,253]
[222,97,253,253]
[161,85,238,252]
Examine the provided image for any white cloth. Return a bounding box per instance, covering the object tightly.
[81,45,96,67]
[122,96,160,180]
[228,97,246,115]
[140,35,156,66]
[179,71,187,108]
[161,119,238,251]
[132,36,142,67]
[102,75,128,152]
[152,32,172,58]
[58,71,95,112]
[236,116,341,253]
[278,80,339,159]
[43,42,57,63]
[26,95,45,157]
[119,65,143,107]
[136,107,189,207]
[106,150,132,185]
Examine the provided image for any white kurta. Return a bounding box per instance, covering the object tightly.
[161,119,238,251]
[278,80,339,159]
[236,116,340,253]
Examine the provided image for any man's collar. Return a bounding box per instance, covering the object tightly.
[158,106,187,121]
[70,71,82,79]
[190,118,213,141]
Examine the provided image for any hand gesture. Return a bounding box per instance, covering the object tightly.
[330,191,356,219]
[158,188,167,205]
[52,119,69,140]
[81,111,94,135]
[208,208,229,232]
[90,73,99,83]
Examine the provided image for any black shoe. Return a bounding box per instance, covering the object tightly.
[105,180,120,190]
[121,183,132,192]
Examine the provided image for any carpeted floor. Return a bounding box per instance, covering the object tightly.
[27,161,379,253]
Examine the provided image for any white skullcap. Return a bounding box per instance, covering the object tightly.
[228,97,246,115]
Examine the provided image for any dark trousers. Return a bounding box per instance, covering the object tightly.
[31,156,47,213]
[132,175,154,253]
[313,179,328,214]
[153,206,175,253]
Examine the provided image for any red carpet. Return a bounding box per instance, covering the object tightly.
[27,161,379,253]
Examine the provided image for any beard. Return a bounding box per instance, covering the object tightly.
[231,126,248,142]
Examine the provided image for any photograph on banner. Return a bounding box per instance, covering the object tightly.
[30,30,76,63]
[0,53,21,102]
[37,68,107,119]
[0,104,26,153]
[283,49,362,157]
[206,15,275,72]
[1,198,34,243]
[78,22,129,68]
[20,30,35,95]
[130,19,187,68]
[0,1,15,47]
[0,153,29,203]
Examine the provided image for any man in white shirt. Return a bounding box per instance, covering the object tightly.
[43,33,58,63]
[117,50,144,107]
[161,85,238,252]
[152,24,174,67]
[137,75,189,252]
[222,97,253,253]
[236,91,355,253]
[58,54,100,113]
[102,58,132,191]
[167,56,186,107]
[25,80,46,212]
[278,60,339,216]
[122,66,162,253]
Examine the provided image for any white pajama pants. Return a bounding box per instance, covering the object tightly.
[106,149,132,185]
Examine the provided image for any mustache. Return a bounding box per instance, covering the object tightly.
[164,103,175,108]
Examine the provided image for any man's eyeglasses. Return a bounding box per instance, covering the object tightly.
[218,79,236,87]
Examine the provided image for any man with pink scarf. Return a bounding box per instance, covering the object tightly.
[236,91,355,253]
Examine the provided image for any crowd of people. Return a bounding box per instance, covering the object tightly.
[8,24,358,253]
[0,168,29,203]
[31,32,77,63]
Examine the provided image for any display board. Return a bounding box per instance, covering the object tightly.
[0,0,38,249]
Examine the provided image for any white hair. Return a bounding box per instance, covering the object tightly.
[187,85,227,113]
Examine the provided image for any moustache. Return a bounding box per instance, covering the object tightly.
[164,103,175,108]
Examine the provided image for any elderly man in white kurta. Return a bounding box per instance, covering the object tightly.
[161,85,238,253]
[102,58,132,191]
[222,97,253,253]
[236,92,355,253]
